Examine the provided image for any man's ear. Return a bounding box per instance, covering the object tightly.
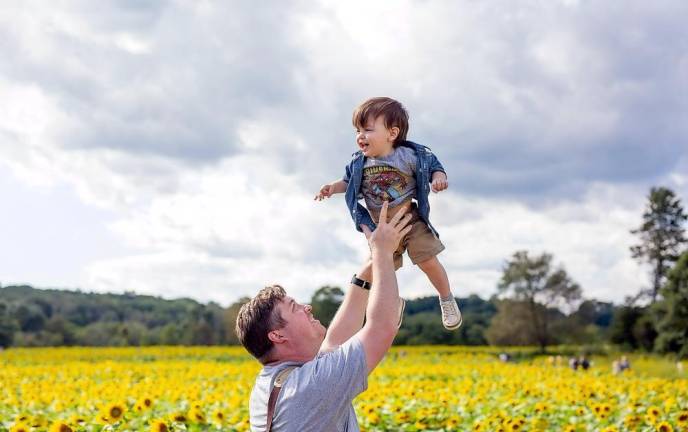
[268,330,286,345]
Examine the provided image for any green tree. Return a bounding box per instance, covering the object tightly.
[496,251,582,352]
[0,302,18,348]
[608,304,656,351]
[485,300,540,346]
[224,297,250,345]
[654,251,688,357]
[631,187,687,303]
[15,303,46,332]
[310,286,344,328]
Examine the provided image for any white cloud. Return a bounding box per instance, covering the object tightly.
[1,0,686,306]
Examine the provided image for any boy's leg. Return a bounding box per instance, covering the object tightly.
[417,257,462,330]
[416,256,451,298]
[406,215,462,329]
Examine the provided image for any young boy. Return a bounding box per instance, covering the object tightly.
[315,97,462,330]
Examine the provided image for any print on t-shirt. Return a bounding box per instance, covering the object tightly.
[362,165,411,205]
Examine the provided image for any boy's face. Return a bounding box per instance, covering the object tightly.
[355,115,398,158]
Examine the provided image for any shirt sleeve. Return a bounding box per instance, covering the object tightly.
[343,162,351,183]
[302,336,368,401]
[428,152,445,176]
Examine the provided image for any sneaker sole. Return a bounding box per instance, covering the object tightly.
[397,298,406,329]
[443,315,462,330]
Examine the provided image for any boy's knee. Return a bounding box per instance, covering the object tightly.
[417,255,440,270]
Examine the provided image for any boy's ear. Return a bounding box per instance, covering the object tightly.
[389,126,400,141]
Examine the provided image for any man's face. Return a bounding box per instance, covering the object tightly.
[355,115,397,158]
[277,296,326,346]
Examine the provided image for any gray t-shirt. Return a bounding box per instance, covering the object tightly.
[361,146,417,210]
[249,336,368,432]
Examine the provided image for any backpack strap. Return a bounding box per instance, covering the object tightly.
[266,366,297,432]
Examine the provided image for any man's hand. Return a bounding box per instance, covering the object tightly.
[314,183,334,201]
[431,172,448,193]
[360,201,413,255]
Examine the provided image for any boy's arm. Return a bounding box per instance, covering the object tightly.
[315,179,347,201]
[428,153,448,193]
[428,152,445,175]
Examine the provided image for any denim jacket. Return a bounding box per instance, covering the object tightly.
[343,140,446,237]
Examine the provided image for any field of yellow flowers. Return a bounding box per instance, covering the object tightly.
[1,346,686,431]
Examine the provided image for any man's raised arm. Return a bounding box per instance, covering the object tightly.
[319,272,370,353]
[356,202,412,373]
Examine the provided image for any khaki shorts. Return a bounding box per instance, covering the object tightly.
[369,201,445,270]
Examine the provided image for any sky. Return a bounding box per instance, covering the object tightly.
[1,0,687,306]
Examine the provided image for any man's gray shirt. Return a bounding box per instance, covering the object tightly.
[249,336,368,431]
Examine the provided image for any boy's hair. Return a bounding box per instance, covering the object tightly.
[352,97,409,144]
[235,284,288,364]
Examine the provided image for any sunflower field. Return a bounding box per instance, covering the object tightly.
[1,346,686,431]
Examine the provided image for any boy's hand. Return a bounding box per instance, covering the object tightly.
[431,172,448,193]
[315,183,334,201]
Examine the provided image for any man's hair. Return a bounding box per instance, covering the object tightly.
[235,285,287,363]
[352,97,409,145]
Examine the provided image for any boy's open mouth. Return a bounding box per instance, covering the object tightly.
[359,142,369,151]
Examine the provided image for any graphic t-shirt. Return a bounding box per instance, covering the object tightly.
[361,146,417,210]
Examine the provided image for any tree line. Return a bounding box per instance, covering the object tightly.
[1,186,686,357]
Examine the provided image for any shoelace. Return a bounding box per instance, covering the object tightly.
[440,300,459,319]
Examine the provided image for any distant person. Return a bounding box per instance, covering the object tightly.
[314,97,462,330]
[579,356,590,370]
[236,202,411,431]
[499,352,511,363]
[569,357,579,371]
[618,355,630,372]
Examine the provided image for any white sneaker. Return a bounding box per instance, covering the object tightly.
[397,298,406,329]
[439,296,462,330]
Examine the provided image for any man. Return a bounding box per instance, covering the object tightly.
[236,202,412,431]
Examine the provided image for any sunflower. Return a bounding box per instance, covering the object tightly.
[656,422,673,432]
[189,407,206,423]
[212,409,226,424]
[445,416,460,428]
[48,422,73,432]
[67,415,86,424]
[134,398,153,412]
[9,424,30,432]
[677,410,688,425]
[13,415,29,424]
[366,412,380,424]
[394,411,410,423]
[149,420,169,432]
[508,422,522,431]
[98,402,126,424]
[648,406,662,417]
[169,412,188,423]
